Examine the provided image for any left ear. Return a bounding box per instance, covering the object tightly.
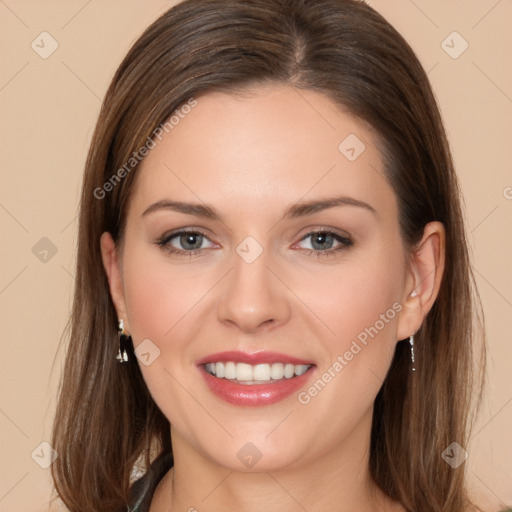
[396,221,446,341]
[100,231,131,334]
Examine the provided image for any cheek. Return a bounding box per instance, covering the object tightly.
[303,245,404,352]
[331,270,400,345]
[301,243,404,410]
[316,246,404,392]
[120,244,216,393]
[122,246,206,342]
[120,248,206,426]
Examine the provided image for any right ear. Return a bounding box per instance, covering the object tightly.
[100,232,130,333]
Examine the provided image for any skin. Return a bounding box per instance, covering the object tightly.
[101,83,445,512]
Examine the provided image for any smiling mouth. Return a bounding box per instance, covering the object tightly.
[203,361,313,384]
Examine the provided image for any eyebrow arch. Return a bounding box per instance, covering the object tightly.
[142,200,218,219]
[141,195,377,220]
[283,196,377,219]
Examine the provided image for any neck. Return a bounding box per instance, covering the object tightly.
[151,413,403,512]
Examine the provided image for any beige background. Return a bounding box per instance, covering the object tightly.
[0,1,510,510]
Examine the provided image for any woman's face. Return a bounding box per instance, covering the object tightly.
[102,84,423,472]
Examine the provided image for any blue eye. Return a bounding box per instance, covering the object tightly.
[297,231,353,256]
[156,230,215,256]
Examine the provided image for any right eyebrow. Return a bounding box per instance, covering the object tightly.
[142,200,220,220]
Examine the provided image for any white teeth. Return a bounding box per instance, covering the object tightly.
[253,364,271,381]
[270,363,284,379]
[295,364,309,376]
[204,361,312,382]
[284,363,295,378]
[236,363,253,381]
[215,362,224,378]
[224,361,237,379]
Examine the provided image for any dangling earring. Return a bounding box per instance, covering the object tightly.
[116,318,129,363]
[409,334,416,372]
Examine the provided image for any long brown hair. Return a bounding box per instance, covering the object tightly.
[51,0,486,510]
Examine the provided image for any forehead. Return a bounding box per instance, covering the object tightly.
[129,84,397,221]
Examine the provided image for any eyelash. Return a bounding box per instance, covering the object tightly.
[155,228,353,258]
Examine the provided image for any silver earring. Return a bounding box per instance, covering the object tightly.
[116,318,129,363]
[409,334,416,372]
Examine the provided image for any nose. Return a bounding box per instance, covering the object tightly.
[216,248,291,334]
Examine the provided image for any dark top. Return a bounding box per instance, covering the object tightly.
[128,452,174,512]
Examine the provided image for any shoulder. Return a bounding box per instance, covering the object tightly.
[128,452,174,512]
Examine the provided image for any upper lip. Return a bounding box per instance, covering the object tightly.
[196,351,314,366]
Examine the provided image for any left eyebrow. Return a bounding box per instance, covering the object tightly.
[141,195,378,221]
[282,195,378,219]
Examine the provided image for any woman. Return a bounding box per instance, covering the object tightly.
[51,0,490,511]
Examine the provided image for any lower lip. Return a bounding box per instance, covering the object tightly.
[198,365,316,406]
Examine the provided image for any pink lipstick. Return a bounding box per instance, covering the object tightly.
[197,351,316,406]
